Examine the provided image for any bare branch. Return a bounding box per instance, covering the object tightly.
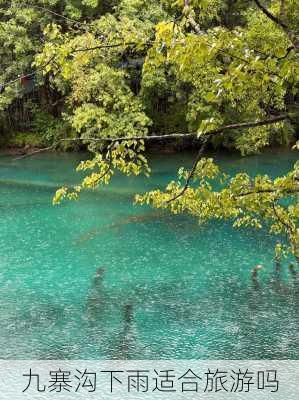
[12,114,290,197]
[13,146,55,161]
[61,114,288,143]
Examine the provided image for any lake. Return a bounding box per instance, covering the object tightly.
[0,149,298,359]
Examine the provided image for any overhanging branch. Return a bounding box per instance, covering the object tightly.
[61,114,288,143]
[236,188,299,198]
[13,145,55,161]
[161,114,289,203]
[15,115,289,163]
[166,137,208,203]
[271,201,296,234]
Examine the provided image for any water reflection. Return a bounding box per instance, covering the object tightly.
[86,267,108,326]
[81,259,299,359]
[111,304,137,359]
[76,212,178,244]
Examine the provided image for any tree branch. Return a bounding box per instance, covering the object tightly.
[72,41,152,53]
[166,138,208,203]
[61,114,288,143]
[277,46,295,60]
[13,146,55,161]
[235,188,299,198]
[161,114,289,204]
[13,114,289,180]
[183,0,204,35]
[253,0,298,50]
[21,3,88,29]
[253,0,289,31]
[163,115,288,204]
[271,201,295,234]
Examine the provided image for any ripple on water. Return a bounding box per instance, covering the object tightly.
[0,151,298,359]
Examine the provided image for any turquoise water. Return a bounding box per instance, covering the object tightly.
[0,149,298,359]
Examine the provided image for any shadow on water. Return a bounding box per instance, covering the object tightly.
[0,151,298,359]
[0,201,47,210]
[1,261,297,359]
[75,212,181,244]
[86,267,107,323]
[0,179,59,190]
[110,304,137,359]
[84,268,150,359]
[74,212,204,246]
[81,261,299,359]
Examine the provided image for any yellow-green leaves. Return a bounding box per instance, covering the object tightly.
[54,140,151,204]
[135,157,299,258]
[10,0,296,262]
[53,187,68,205]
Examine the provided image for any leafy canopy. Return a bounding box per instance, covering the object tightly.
[0,0,298,259]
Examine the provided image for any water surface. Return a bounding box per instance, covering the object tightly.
[0,149,298,359]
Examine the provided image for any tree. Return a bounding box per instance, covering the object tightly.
[0,0,114,141]
[1,1,298,260]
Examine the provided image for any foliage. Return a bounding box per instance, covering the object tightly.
[9,132,47,148]
[53,139,150,203]
[0,0,298,259]
[135,158,299,259]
